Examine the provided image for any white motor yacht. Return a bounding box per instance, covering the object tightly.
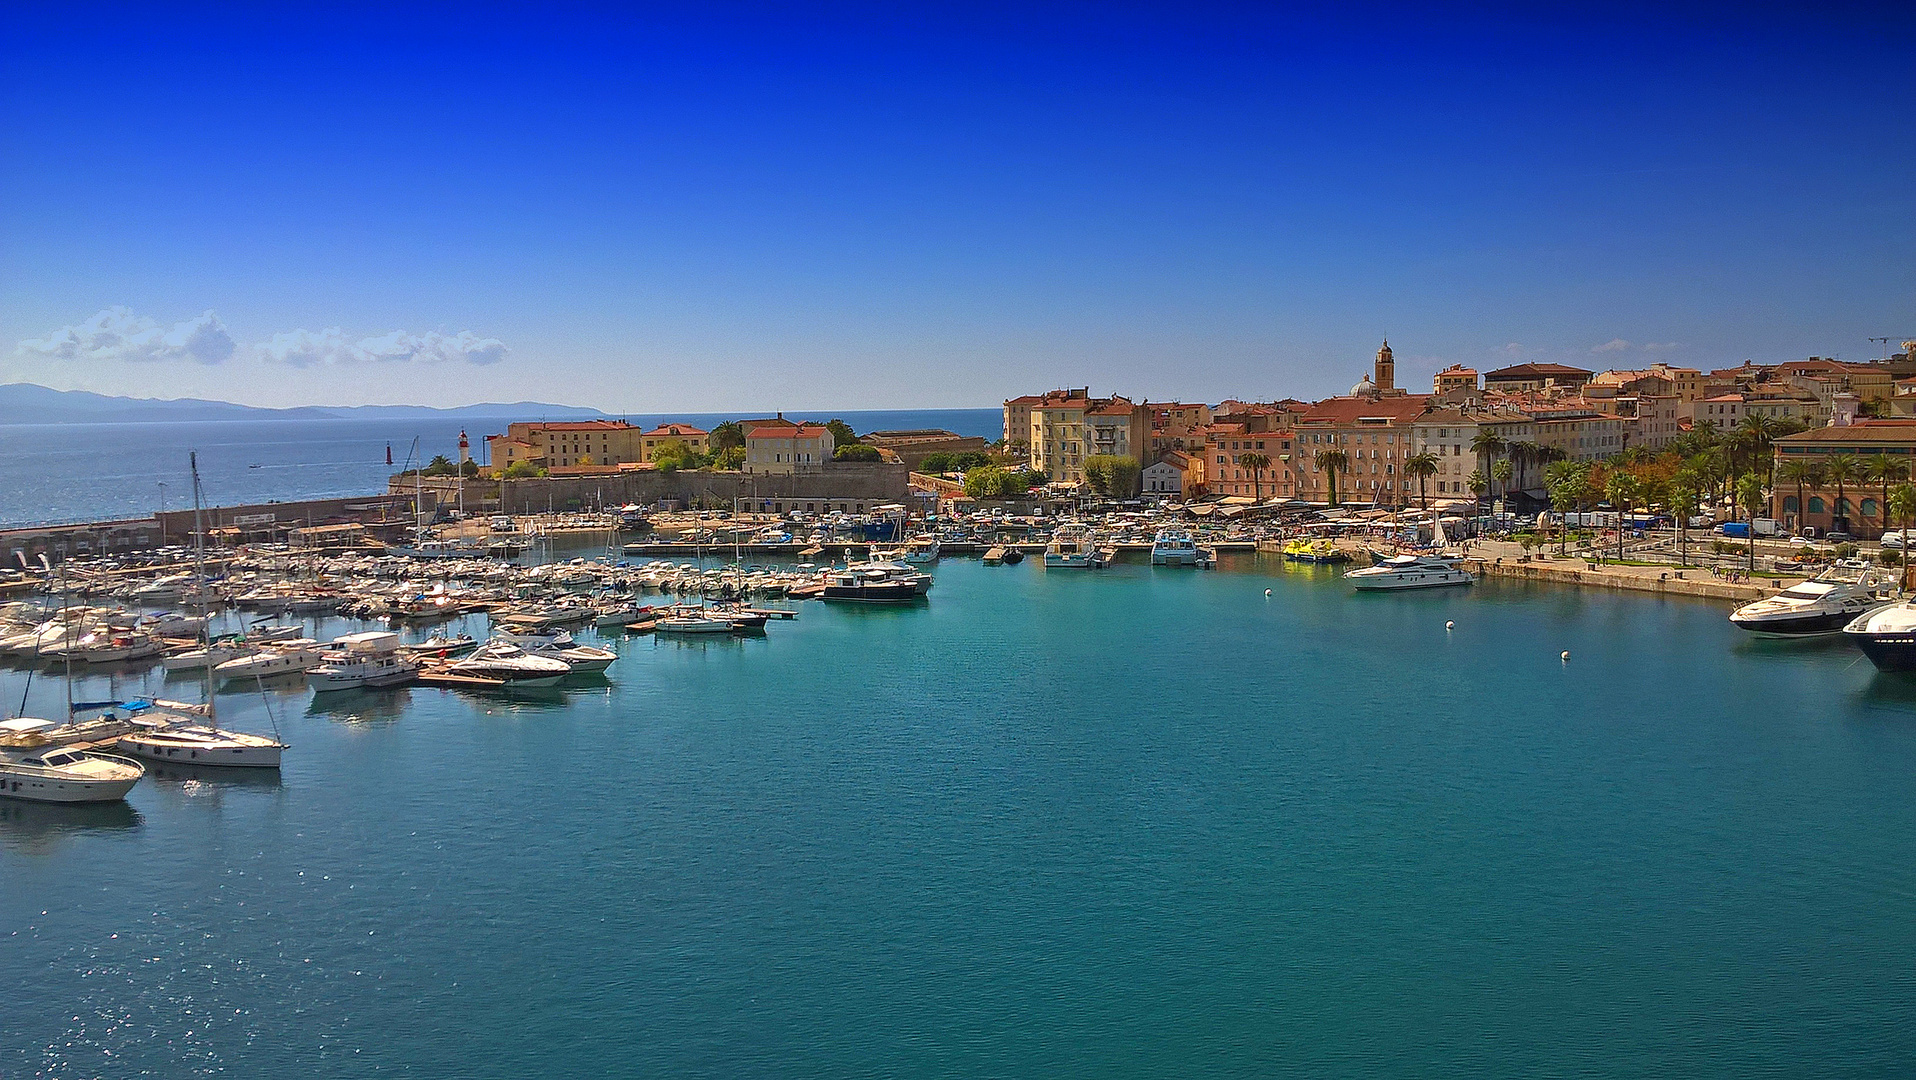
[1347,553,1475,591]
[901,538,941,564]
[1044,526,1105,569]
[446,642,571,686]
[521,639,617,673]
[0,734,144,803]
[311,631,422,691]
[1844,603,1916,671]
[1150,529,1201,567]
[214,640,324,683]
[1730,561,1895,638]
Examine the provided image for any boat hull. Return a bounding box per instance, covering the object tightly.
[1349,572,1475,591]
[1848,631,1916,671]
[0,772,141,802]
[117,736,283,768]
[1732,609,1873,638]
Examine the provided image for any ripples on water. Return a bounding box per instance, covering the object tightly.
[5,557,1916,1076]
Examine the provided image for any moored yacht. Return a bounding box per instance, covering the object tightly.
[1845,603,1916,670]
[1150,529,1200,566]
[1043,526,1105,569]
[822,569,921,603]
[0,739,144,803]
[1730,561,1896,638]
[445,642,571,686]
[311,631,422,691]
[116,708,287,769]
[214,640,324,683]
[1347,553,1475,591]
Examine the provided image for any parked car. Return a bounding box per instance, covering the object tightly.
[1881,531,1904,550]
[1826,531,1854,543]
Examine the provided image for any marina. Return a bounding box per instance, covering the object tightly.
[9,551,1916,1076]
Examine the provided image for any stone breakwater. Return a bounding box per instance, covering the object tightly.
[1468,556,1771,602]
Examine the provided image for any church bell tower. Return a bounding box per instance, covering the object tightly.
[1375,340,1395,394]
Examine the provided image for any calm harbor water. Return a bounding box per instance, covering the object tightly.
[5,555,1916,1076]
[0,409,1002,528]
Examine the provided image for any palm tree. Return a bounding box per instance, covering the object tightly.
[1545,460,1585,555]
[1467,468,1488,511]
[1236,452,1270,503]
[1491,459,1514,508]
[1406,451,1439,511]
[1777,458,1815,532]
[1737,414,1781,485]
[1736,474,1765,572]
[1606,471,1641,563]
[1825,453,1863,534]
[1669,482,1699,568]
[1470,431,1507,497]
[1314,449,1348,507]
[1866,454,1905,537]
[1890,482,1916,580]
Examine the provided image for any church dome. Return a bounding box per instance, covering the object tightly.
[1351,373,1376,395]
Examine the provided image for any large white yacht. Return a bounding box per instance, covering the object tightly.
[1844,603,1916,671]
[446,642,571,686]
[1346,553,1475,591]
[1150,528,1214,567]
[311,631,422,691]
[1731,561,1896,638]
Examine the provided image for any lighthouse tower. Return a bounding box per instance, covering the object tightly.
[458,429,470,465]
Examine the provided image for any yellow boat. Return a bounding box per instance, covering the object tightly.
[1281,538,1350,564]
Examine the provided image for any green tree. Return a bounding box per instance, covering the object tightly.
[501,460,541,479]
[651,438,696,474]
[708,421,745,454]
[1866,454,1905,536]
[1606,471,1641,562]
[1825,453,1863,532]
[919,452,953,474]
[1736,474,1766,571]
[1406,451,1439,511]
[824,419,858,447]
[1669,482,1699,568]
[1236,452,1271,502]
[1777,458,1815,532]
[1889,482,1916,571]
[834,444,882,462]
[1491,458,1514,506]
[711,446,746,470]
[423,454,456,476]
[1314,448,1348,506]
[1467,468,1488,507]
[1082,454,1141,498]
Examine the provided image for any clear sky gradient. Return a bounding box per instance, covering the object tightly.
[2,3,1911,410]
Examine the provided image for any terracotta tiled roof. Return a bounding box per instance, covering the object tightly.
[523,420,633,431]
[642,423,707,437]
[1297,394,1433,425]
[1484,363,1592,379]
[747,424,831,439]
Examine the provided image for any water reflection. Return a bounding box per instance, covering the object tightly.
[0,798,142,854]
[306,687,413,725]
[143,760,284,789]
[1858,670,1916,709]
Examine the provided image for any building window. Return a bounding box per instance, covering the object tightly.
[1809,497,1826,514]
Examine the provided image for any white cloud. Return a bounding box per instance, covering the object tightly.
[259,327,509,367]
[1591,338,1632,353]
[17,306,236,364]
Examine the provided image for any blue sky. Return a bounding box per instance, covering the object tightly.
[1,3,1911,410]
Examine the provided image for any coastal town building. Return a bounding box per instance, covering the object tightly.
[859,429,990,471]
[1433,365,1479,397]
[744,423,834,475]
[483,420,643,472]
[1770,420,1916,537]
[1483,363,1593,394]
[640,424,708,461]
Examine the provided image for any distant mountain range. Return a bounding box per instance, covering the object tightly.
[0,383,610,424]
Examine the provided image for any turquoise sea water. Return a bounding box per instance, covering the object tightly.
[5,555,1916,1076]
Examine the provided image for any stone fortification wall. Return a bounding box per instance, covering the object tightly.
[397,464,910,515]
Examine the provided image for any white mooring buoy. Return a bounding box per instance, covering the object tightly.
[1561,651,1571,662]
[1445,621,1454,631]
[1264,589,1272,596]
